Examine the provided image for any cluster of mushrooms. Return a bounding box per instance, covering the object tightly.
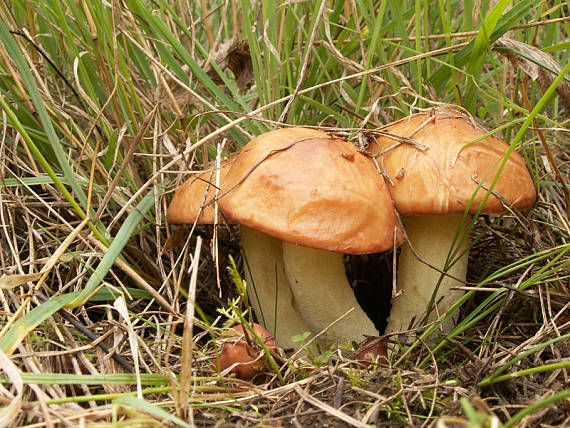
[167,108,537,357]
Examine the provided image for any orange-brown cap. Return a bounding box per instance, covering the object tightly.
[166,160,231,224]
[370,109,537,215]
[215,323,278,380]
[218,127,401,254]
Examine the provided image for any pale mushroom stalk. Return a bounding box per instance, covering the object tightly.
[240,226,312,350]
[385,215,470,334]
[282,242,379,347]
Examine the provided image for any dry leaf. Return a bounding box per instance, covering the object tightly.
[205,36,254,92]
[494,37,570,111]
[0,272,43,289]
[0,350,23,426]
[113,296,142,398]
[157,36,253,108]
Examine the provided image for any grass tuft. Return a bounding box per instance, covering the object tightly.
[0,0,568,426]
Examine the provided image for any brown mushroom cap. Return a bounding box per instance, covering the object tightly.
[166,160,232,224]
[355,340,388,366]
[215,323,278,380]
[370,109,537,215]
[218,127,401,254]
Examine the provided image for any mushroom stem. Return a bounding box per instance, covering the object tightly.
[240,226,312,350]
[282,242,378,347]
[385,214,470,335]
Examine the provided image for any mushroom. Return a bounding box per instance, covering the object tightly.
[166,158,312,351]
[370,109,537,335]
[215,323,278,380]
[166,160,231,225]
[218,127,402,348]
[355,339,388,367]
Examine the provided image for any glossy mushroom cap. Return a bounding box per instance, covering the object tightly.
[218,127,401,254]
[166,160,231,224]
[370,109,537,215]
[215,323,278,380]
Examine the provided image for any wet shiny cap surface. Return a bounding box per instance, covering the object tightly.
[370,109,537,215]
[219,127,401,254]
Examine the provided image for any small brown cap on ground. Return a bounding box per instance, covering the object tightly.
[166,160,231,224]
[218,127,401,254]
[215,323,278,381]
[370,109,537,215]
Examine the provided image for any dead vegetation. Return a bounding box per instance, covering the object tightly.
[0,0,568,426]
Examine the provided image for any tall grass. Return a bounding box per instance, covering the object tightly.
[0,0,568,426]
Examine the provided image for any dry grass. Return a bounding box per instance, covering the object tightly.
[0,0,569,426]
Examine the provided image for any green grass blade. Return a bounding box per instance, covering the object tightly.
[10,373,170,385]
[543,41,570,53]
[0,293,77,354]
[479,359,570,387]
[429,1,533,92]
[0,18,88,210]
[114,396,192,428]
[463,0,511,112]
[503,389,570,428]
[478,332,570,387]
[0,97,84,217]
[0,285,152,355]
[66,192,155,308]
[125,0,250,143]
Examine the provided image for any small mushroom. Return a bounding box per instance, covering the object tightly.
[355,339,388,367]
[219,128,402,348]
[215,323,278,380]
[371,109,537,335]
